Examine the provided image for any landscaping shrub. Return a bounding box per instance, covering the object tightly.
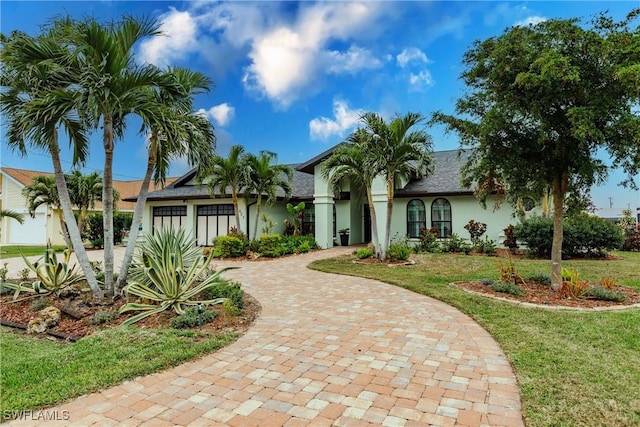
[170,306,217,329]
[85,211,132,247]
[475,237,497,256]
[416,227,439,253]
[355,248,374,259]
[515,214,624,258]
[203,280,244,309]
[388,243,411,261]
[91,310,118,326]
[298,240,311,253]
[585,286,627,302]
[528,274,552,286]
[491,282,525,296]
[30,296,49,311]
[622,226,640,252]
[440,234,472,254]
[464,219,487,246]
[212,235,248,258]
[253,234,319,257]
[503,224,519,252]
[560,267,589,298]
[256,234,282,257]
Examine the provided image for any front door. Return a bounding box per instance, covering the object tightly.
[363,204,371,243]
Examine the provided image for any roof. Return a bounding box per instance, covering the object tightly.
[130,164,315,202]
[295,143,343,174]
[395,149,474,196]
[1,167,177,211]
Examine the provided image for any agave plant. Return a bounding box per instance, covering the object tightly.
[119,228,236,326]
[5,248,84,299]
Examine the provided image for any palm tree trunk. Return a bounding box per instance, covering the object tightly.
[383,179,394,260]
[102,117,115,296]
[56,209,73,248]
[367,189,382,260]
[50,137,103,299]
[115,153,154,293]
[232,191,242,232]
[550,175,567,289]
[252,196,262,240]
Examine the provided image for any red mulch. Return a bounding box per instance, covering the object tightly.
[0,285,261,341]
[453,279,640,308]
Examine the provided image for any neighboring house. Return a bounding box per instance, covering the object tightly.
[131,147,535,248]
[0,167,176,246]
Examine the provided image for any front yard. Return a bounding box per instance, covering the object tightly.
[310,251,640,427]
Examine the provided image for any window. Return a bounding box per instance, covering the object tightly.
[302,203,315,236]
[431,198,452,238]
[196,204,235,246]
[522,197,535,212]
[407,199,426,238]
[152,206,186,232]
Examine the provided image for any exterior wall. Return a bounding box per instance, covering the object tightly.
[391,195,523,245]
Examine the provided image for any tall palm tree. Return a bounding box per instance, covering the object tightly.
[21,175,72,248]
[244,151,293,240]
[66,170,103,235]
[0,209,24,224]
[115,67,216,293]
[72,16,177,296]
[206,145,248,233]
[361,112,433,260]
[321,130,382,257]
[0,27,103,298]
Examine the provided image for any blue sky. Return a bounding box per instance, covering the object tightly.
[1,1,638,211]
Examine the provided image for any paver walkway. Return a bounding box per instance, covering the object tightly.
[6,247,524,426]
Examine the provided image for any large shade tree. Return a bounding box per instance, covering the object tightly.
[205,145,248,233]
[70,16,178,296]
[244,151,293,240]
[360,112,433,259]
[0,27,103,298]
[432,10,640,286]
[115,67,216,292]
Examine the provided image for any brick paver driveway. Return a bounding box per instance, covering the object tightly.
[8,247,523,426]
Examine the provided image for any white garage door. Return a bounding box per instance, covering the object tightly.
[9,212,47,245]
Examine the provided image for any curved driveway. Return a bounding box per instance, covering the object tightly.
[8,247,524,426]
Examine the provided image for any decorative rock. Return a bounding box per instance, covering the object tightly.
[27,317,47,334]
[40,306,61,327]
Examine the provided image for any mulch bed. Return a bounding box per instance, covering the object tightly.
[452,279,640,309]
[0,287,261,341]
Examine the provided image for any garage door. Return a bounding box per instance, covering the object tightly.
[9,212,46,244]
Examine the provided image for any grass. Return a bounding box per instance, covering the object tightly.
[0,245,66,259]
[310,251,640,427]
[0,327,236,418]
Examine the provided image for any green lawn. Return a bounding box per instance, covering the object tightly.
[310,251,640,427]
[0,245,66,259]
[0,327,236,419]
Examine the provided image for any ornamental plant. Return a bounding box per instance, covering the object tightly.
[120,228,236,325]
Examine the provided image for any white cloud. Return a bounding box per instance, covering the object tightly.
[515,16,547,27]
[326,45,383,74]
[138,8,198,66]
[408,70,434,92]
[309,100,364,141]
[397,48,428,68]
[197,103,235,127]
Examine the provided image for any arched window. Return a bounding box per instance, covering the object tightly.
[407,199,426,238]
[431,198,452,238]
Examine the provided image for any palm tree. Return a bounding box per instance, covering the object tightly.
[321,130,382,257]
[206,145,248,233]
[66,170,103,235]
[72,16,176,296]
[244,151,293,240]
[1,27,103,298]
[115,67,216,293]
[0,209,24,224]
[21,175,72,248]
[361,112,433,260]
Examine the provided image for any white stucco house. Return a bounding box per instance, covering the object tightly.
[131,146,533,248]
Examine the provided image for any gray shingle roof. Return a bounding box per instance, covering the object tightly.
[396,149,473,196]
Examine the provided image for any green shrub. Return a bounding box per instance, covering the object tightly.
[253,234,319,257]
[515,214,624,258]
[476,237,497,256]
[212,235,248,258]
[91,310,118,325]
[528,274,552,286]
[440,234,472,254]
[203,280,244,309]
[170,306,217,329]
[585,286,627,302]
[417,227,439,253]
[85,211,133,246]
[256,234,282,257]
[503,224,519,252]
[355,248,374,259]
[388,243,411,261]
[31,296,49,311]
[491,282,525,296]
[298,240,311,253]
[622,226,640,252]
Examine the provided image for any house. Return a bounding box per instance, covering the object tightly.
[131,147,531,248]
[0,167,176,246]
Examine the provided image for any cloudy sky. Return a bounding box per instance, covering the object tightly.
[1,1,638,210]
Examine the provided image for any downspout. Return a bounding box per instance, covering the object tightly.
[246,200,257,240]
